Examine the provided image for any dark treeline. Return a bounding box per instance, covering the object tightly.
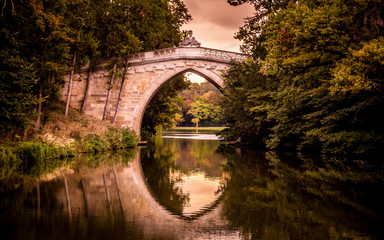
[0,0,190,140]
[220,0,384,155]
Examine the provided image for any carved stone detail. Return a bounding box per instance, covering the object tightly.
[179,30,201,47]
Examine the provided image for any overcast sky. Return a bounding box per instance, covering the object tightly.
[181,0,254,53]
[180,0,254,82]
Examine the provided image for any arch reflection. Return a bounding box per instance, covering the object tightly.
[139,131,227,220]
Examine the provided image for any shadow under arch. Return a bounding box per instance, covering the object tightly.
[134,66,225,136]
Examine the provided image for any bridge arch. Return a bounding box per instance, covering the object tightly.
[134,66,225,135]
[60,35,248,136]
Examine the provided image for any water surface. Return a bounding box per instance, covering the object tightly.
[1,129,384,239]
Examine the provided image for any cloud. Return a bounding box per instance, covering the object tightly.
[181,0,254,52]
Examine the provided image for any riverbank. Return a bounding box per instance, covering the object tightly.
[0,101,138,179]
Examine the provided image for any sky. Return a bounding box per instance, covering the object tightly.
[181,0,254,53]
[180,0,254,83]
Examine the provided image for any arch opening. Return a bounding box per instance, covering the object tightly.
[137,67,226,138]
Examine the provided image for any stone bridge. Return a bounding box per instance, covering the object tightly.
[61,34,248,135]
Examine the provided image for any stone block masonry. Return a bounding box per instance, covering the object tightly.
[60,45,248,135]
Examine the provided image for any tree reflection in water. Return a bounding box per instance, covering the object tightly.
[219,146,384,239]
[140,135,190,215]
[140,133,226,219]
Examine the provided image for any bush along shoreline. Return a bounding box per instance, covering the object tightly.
[0,128,138,179]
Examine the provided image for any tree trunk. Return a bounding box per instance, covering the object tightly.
[81,59,93,112]
[102,63,117,121]
[64,52,77,116]
[113,56,129,124]
[35,83,43,129]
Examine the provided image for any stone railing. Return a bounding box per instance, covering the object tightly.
[129,52,145,60]
[153,48,176,57]
[204,49,247,62]
[204,49,230,59]
[127,46,249,65]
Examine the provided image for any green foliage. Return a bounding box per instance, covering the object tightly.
[188,96,224,127]
[121,128,139,148]
[107,127,139,150]
[81,133,109,153]
[178,81,225,127]
[222,0,384,155]
[228,0,290,57]
[1,0,191,135]
[0,52,38,133]
[0,126,137,178]
[13,141,74,177]
[16,142,62,162]
[107,128,124,150]
[0,146,22,178]
[219,60,274,145]
[141,75,190,139]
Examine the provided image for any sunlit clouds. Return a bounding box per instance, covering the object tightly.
[181,0,254,53]
[181,0,254,82]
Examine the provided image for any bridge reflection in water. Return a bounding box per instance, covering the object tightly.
[51,135,240,239]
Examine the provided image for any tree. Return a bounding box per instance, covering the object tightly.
[106,0,190,123]
[222,0,384,154]
[178,81,225,127]
[261,0,384,153]
[1,0,73,134]
[0,50,38,137]
[219,60,274,145]
[141,75,190,139]
[81,1,106,112]
[64,0,98,116]
[0,0,191,140]
[188,95,224,128]
[228,0,290,58]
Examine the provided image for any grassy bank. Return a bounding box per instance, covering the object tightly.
[0,101,138,179]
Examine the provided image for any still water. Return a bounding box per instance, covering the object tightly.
[1,129,384,239]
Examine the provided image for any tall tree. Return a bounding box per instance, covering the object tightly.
[221,0,384,154]
[261,0,384,153]
[0,0,72,133]
[63,0,92,116]
[81,1,105,112]
[0,0,192,139]
[111,0,191,123]
[99,0,141,123]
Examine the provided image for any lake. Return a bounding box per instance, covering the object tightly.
[1,129,383,239]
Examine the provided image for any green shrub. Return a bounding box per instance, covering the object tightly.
[121,128,138,148]
[0,146,22,178]
[107,128,138,150]
[14,141,66,176]
[63,144,76,157]
[16,141,59,162]
[107,128,124,150]
[82,133,108,153]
